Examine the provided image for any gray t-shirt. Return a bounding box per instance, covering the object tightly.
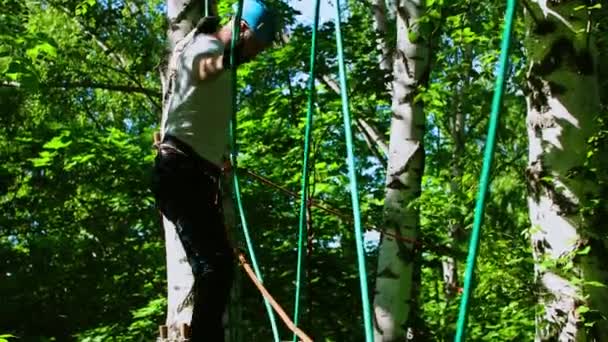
[161,33,232,167]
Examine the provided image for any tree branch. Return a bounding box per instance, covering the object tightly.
[2,80,158,97]
[54,4,129,67]
[319,74,341,94]
[356,119,388,169]
[51,3,162,112]
[356,117,389,157]
[96,62,163,112]
[280,33,389,169]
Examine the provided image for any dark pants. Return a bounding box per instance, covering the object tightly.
[151,135,234,342]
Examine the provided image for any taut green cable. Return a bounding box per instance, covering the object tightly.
[333,1,373,341]
[292,0,321,340]
[454,1,517,341]
[229,1,281,341]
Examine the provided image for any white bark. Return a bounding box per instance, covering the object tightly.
[371,0,394,72]
[525,2,608,340]
[163,216,195,340]
[373,1,429,340]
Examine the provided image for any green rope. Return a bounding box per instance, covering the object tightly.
[228,2,281,341]
[292,0,321,340]
[333,1,373,341]
[454,1,517,341]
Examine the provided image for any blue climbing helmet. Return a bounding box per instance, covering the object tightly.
[232,0,276,44]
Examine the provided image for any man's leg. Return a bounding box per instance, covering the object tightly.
[182,177,233,341]
[153,150,234,341]
[187,206,234,341]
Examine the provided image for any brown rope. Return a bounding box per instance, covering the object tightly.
[237,252,314,342]
[242,169,420,246]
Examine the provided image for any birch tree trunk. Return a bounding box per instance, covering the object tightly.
[372,1,430,340]
[160,0,215,340]
[524,2,608,340]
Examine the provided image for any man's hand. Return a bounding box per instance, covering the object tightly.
[197,55,225,81]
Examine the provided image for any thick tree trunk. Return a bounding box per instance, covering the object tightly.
[372,1,429,341]
[524,2,608,341]
[160,1,216,340]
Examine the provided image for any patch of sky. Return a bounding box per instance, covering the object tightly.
[288,0,334,27]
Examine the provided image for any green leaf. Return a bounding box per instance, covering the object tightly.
[6,72,20,81]
[75,0,97,15]
[577,245,591,255]
[43,135,72,150]
[0,334,15,342]
[0,56,11,74]
[26,42,57,61]
[30,150,58,167]
[585,281,607,288]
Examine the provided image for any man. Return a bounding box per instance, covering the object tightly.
[152,1,276,340]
